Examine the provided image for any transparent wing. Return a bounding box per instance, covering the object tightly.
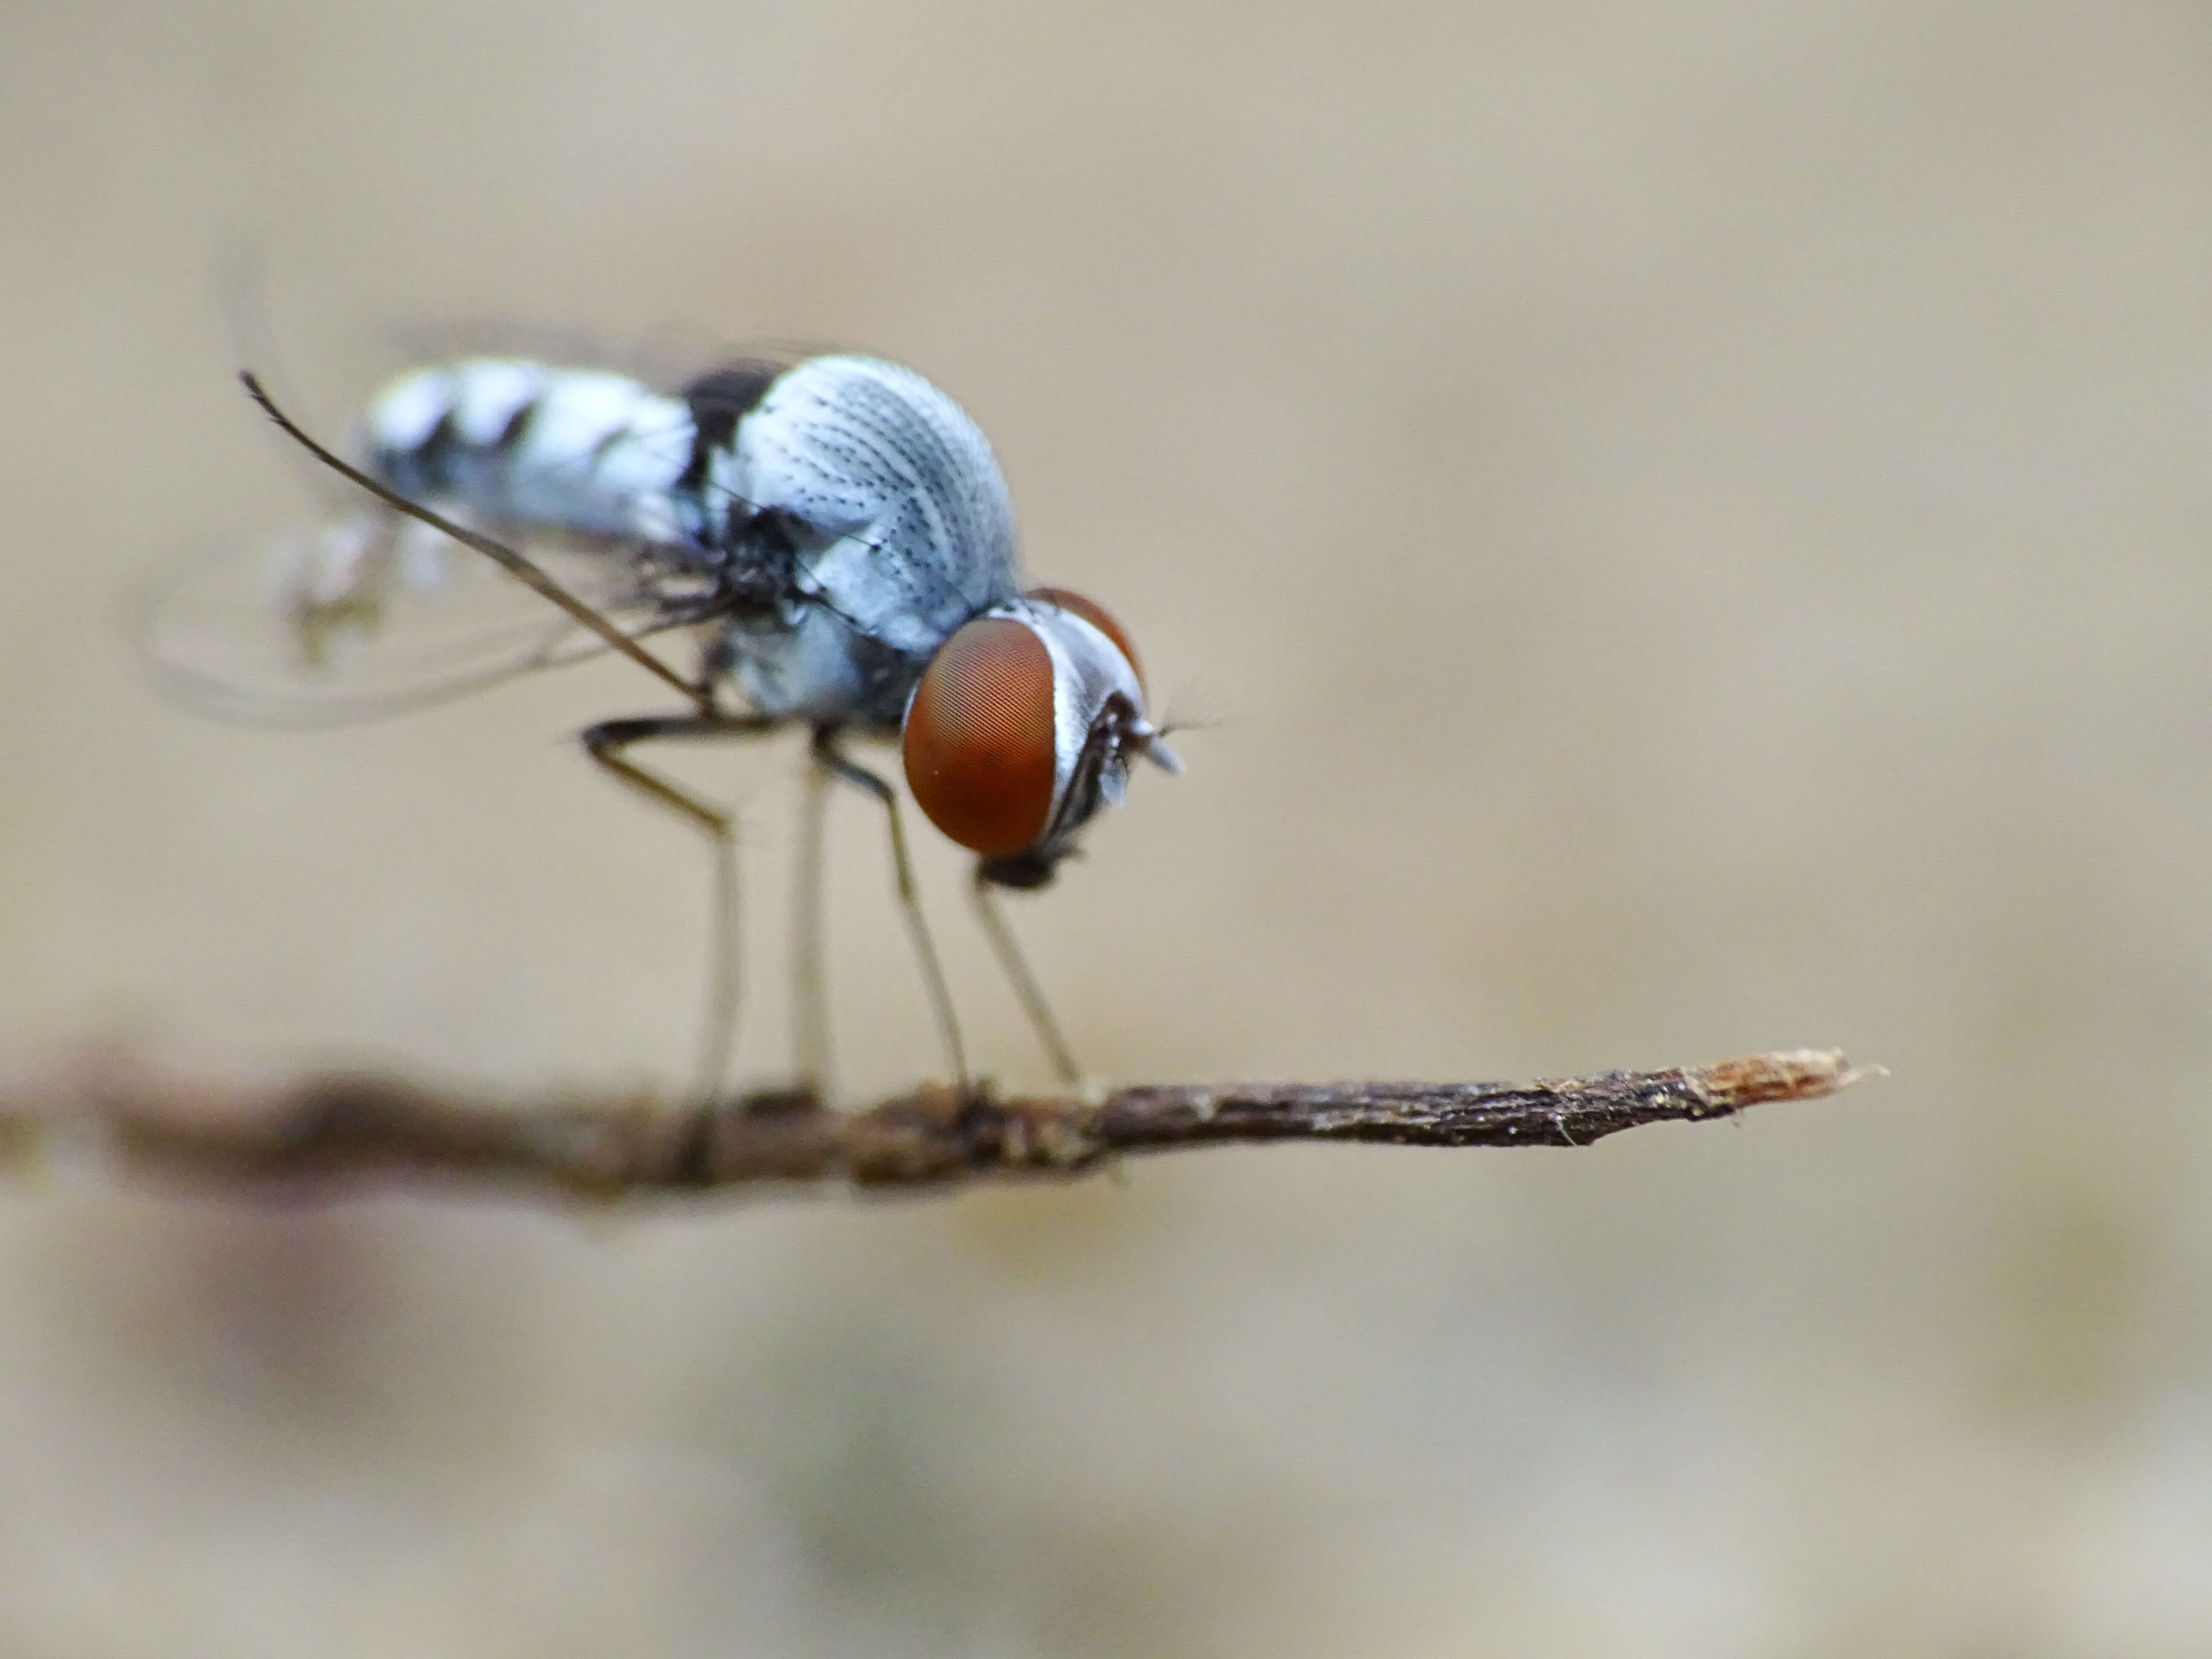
[136,509,698,727]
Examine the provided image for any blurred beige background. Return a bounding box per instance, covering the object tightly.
[4,1,2210,1653]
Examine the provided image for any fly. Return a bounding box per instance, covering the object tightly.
[143,352,1181,1094]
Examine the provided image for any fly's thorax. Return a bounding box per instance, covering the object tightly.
[712,605,921,730]
[901,591,1172,883]
[680,353,1026,731]
[706,355,1020,651]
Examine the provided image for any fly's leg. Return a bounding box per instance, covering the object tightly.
[970,870,1083,1088]
[791,754,832,1092]
[581,712,783,1096]
[809,727,970,1093]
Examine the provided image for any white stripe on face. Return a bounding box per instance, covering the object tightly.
[990,600,1149,846]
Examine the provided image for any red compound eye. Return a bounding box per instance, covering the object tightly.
[1026,586,1142,691]
[904,617,1059,857]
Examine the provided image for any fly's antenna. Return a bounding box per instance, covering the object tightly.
[237,373,713,715]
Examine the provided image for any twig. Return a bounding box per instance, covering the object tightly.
[0,1050,1869,1205]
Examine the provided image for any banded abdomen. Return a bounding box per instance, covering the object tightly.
[363,358,713,549]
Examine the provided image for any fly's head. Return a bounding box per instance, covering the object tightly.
[901,586,1179,889]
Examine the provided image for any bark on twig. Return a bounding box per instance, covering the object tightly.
[0,1049,1869,1205]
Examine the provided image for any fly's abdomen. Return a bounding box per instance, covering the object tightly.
[364,360,699,545]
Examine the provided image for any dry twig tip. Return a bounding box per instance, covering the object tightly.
[0,1048,1869,1205]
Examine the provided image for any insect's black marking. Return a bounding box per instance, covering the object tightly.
[693,503,806,618]
[678,362,783,495]
[378,407,458,499]
[495,397,537,454]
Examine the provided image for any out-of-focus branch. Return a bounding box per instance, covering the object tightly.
[0,1050,1868,1205]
